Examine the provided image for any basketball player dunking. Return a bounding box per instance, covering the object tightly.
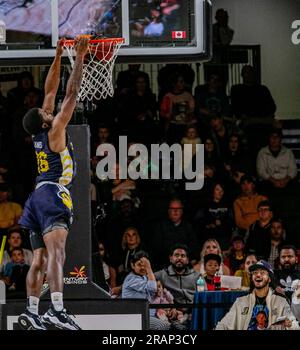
[18,37,88,330]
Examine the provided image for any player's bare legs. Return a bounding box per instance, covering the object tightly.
[42,228,80,330]
[43,229,68,294]
[18,248,48,330]
[26,248,48,297]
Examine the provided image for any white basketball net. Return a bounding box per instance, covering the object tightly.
[64,39,124,101]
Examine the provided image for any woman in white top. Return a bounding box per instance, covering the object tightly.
[193,238,230,275]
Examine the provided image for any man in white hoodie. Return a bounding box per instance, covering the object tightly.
[216,260,299,330]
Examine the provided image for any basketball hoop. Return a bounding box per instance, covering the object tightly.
[63,37,124,101]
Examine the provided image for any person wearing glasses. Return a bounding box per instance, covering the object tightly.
[244,200,273,260]
[149,199,198,270]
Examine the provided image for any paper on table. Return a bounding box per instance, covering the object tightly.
[221,275,242,290]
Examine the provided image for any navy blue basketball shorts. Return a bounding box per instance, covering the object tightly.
[19,182,73,250]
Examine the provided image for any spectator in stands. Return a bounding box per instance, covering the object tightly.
[181,125,201,158]
[234,253,258,288]
[99,198,143,271]
[216,260,300,330]
[0,247,30,293]
[203,137,220,170]
[7,71,43,114]
[193,239,230,275]
[204,9,234,91]
[256,128,298,191]
[150,199,198,270]
[209,114,230,159]
[97,241,117,291]
[195,182,234,249]
[160,73,195,143]
[92,124,112,156]
[194,73,230,136]
[231,65,276,125]
[115,65,149,95]
[155,244,199,330]
[245,200,273,260]
[111,162,139,206]
[224,235,246,275]
[117,72,157,146]
[0,183,23,235]
[0,229,33,269]
[151,280,187,325]
[122,250,170,330]
[223,133,253,181]
[209,113,246,160]
[157,64,195,102]
[213,9,234,47]
[233,175,267,233]
[274,246,300,302]
[203,253,221,291]
[11,89,40,202]
[267,218,286,269]
[117,227,144,284]
[291,281,300,322]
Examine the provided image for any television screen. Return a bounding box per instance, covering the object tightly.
[58,0,122,39]
[129,0,195,46]
[0,0,52,47]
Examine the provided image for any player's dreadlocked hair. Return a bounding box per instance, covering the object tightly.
[23,108,44,136]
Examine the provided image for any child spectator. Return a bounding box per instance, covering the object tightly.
[121,250,170,330]
[151,280,187,324]
[224,235,246,274]
[193,239,230,275]
[181,125,202,157]
[0,247,30,292]
[203,253,221,291]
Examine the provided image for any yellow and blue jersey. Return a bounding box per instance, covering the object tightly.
[33,130,76,189]
[19,129,76,243]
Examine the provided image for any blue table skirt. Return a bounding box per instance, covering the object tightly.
[191,290,248,330]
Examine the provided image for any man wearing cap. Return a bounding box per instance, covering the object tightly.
[216,260,300,330]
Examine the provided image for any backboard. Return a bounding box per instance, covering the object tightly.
[0,0,212,63]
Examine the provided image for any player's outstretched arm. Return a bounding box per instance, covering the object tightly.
[42,39,64,114]
[53,37,89,130]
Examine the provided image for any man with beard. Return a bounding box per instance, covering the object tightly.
[274,246,300,302]
[155,244,199,329]
[216,260,299,330]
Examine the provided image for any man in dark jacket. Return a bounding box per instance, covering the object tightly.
[149,199,199,270]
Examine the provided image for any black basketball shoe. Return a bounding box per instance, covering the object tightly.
[42,306,81,330]
[18,309,47,330]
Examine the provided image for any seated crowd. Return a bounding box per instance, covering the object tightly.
[0,65,300,330]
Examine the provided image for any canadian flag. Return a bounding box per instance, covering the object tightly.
[172,31,187,39]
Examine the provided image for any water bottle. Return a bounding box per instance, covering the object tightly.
[214,271,221,291]
[196,275,206,292]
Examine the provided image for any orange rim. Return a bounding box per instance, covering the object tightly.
[63,37,124,46]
